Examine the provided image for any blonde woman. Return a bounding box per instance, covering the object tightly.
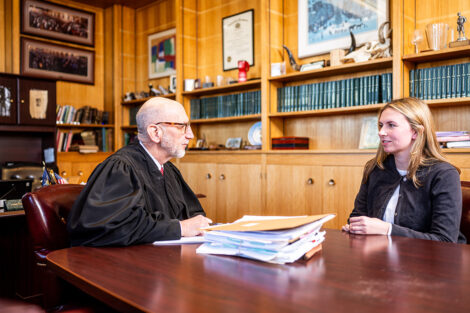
[343,98,465,243]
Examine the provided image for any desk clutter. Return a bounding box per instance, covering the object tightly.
[196,214,335,264]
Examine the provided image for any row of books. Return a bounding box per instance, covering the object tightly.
[190,90,261,120]
[277,73,392,113]
[56,105,110,125]
[56,128,113,152]
[409,62,470,100]
[436,131,470,148]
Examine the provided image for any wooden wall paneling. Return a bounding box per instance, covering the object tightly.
[432,106,470,132]
[112,4,123,149]
[104,7,114,122]
[135,0,175,93]
[122,6,136,97]
[0,0,4,72]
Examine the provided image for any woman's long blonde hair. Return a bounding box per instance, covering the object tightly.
[363,97,459,187]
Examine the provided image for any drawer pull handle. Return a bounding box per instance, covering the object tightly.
[328,179,336,186]
[219,174,225,180]
[206,173,212,179]
[307,178,314,185]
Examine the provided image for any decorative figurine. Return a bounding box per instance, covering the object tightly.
[282,45,301,71]
[457,12,467,41]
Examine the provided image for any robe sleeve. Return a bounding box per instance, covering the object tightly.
[67,156,182,246]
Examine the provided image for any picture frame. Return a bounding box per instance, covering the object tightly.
[148,28,176,79]
[225,137,242,149]
[222,9,254,71]
[169,74,177,93]
[359,116,380,149]
[21,0,95,46]
[21,37,94,84]
[298,0,389,58]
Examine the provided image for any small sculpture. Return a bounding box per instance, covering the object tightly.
[282,45,301,71]
[149,83,160,96]
[342,22,392,63]
[457,12,467,41]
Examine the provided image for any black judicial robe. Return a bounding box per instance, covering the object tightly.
[67,141,205,246]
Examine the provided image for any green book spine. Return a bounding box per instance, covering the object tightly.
[435,66,441,99]
[431,67,437,100]
[456,64,462,98]
[410,70,415,98]
[467,63,470,97]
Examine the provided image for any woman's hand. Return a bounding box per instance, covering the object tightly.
[344,216,391,235]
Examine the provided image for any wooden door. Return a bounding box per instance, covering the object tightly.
[177,162,217,221]
[322,166,364,229]
[266,164,323,216]
[215,164,263,223]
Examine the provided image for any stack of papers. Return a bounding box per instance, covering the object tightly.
[196,214,335,264]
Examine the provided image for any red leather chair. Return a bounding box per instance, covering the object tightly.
[22,184,109,312]
[461,181,470,243]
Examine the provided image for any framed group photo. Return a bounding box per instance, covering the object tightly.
[21,38,94,84]
[298,0,388,57]
[21,0,95,46]
[148,28,176,79]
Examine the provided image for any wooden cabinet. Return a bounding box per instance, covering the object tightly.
[57,152,112,183]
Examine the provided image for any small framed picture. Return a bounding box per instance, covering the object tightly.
[169,74,177,93]
[148,28,176,79]
[359,116,380,149]
[225,137,242,149]
[196,139,205,148]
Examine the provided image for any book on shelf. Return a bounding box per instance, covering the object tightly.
[276,73,391,113]
[409,62,470,100]
[56,105,110,125]
[445,140,470,148]
[58,128,113,153]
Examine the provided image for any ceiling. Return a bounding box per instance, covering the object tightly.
[70,0,159,9]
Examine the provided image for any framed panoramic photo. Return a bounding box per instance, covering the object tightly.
[21,0,95,46]
[148,28,176,79]
[222,9,254,71]
[21,37,94,84]
[298,0,388,57]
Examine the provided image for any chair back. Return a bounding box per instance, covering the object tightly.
[461,181,470,243]
[22,184,84,262]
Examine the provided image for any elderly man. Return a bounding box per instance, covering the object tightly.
[67,97,211,246]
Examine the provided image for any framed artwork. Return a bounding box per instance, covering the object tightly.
[298,0,389,57]
[21,37,94,84]
[222,9,254,71]
[148,28,176,79]
[21,0,95,46]
[358,116,380,149]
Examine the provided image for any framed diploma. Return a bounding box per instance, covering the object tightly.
[222,9,254,71]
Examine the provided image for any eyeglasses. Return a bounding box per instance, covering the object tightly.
[154,122,191,133]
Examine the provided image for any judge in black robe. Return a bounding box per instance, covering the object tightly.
[67,97,210,246]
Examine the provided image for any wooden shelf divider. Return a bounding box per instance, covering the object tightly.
[181,79,261,97]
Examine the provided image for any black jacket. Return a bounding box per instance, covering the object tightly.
[350,155,465,243]
[67,141,205,246]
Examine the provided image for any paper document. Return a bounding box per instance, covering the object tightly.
[153,236,206,245]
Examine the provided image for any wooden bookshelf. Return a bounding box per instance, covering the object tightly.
[57,124,114,128]
[425,97,470,108]
[182,79,261,97]
[269,58,393,83]
[269,104,385,118]
[191,114,261,124]
[402,46,470,63]
[122,93,176,106]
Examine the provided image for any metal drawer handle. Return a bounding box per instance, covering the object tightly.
[328,179,336,186]
[219,174,225,180]
[307,178,314,185]
[206,173,212,179]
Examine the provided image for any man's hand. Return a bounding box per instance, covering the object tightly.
[344,216,391,235]
[180,215,213,237]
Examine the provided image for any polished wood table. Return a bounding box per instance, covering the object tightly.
[46,230,470,313]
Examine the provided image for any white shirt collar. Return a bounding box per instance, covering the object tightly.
[139,141,163,172]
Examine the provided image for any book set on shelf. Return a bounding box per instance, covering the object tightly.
[56,105,110,125]
[436,131,470,149]
[409,62,470,100]
[56,128,113,153]
[190,90,261,120]
[277,73,392,113]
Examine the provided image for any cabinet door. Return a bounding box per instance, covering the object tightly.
[177,162,217,221]
[0,76,17,125]
[266,164,322,216]
[18,78,56,126]
[216,164,262,223]
[322,166,364,229]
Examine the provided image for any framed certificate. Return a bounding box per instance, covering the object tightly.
[222,9,254,71]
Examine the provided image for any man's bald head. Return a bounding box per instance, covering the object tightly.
[136,97,187,143]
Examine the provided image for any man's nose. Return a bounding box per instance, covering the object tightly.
[186,125,194,138]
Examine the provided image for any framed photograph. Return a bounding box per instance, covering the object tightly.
[222,9,254,71]
[298,0,389,57]
[225,137,242,149]
[169,74,177,93]
[148,28,176,79]
[359,116,380,149]
[21,37,94,84]
[21,0,95,46]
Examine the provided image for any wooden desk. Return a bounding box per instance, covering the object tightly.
[46,230,470,313]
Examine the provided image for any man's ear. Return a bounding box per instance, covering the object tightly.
[147,125,161,143]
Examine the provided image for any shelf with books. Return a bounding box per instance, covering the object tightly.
[182,79,261,97]
[191,114,261,124]
[269,58,393,83]
[425,97,470,108]
[57,124,114,128]
[269,103,384,118]
[402,46,470,63]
